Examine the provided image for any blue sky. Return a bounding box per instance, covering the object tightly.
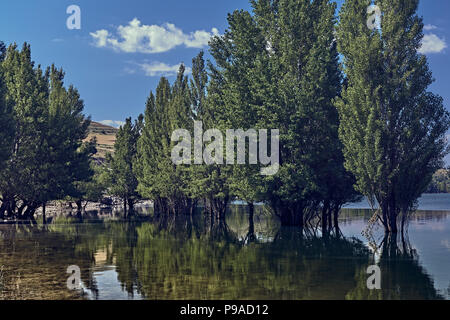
[1,0,449,162]
[1,0,254,125]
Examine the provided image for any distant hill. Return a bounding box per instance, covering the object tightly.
[85,121,118,160]
[89,121,120,135]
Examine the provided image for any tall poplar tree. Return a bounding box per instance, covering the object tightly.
[336,0,450,233]
[207,10,265,219]
[135,66,195,216]
[0,41,14,174]
[108,116,142,216]
[0,43,49,219]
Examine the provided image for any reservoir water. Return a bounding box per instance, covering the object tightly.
[0,194,449,300]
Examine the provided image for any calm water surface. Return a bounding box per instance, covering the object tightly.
[0,195,449,300]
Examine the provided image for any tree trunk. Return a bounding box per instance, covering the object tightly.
[247,202,255,243]
[76,200,83,214]
[6,198,16,218]
[279,204,304,227]
[328,208,332,230]
[42,203,47,225]
[0,201,7,220]
[127,198,134,217]
[321,201,330,233]
[389,214,398,233]
[333,207,339,233]
[22,204,37,223]
[209,196,229,221]
[123,197,128,218]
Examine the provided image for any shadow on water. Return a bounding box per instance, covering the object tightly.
[0,205,446,300]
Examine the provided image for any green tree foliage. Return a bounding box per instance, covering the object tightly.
[0,43,93,221]
[108,116,143,215]
[191,51,233,219]
[0,41,14,171]
[0,43,50,219]
[336,0,450,233]
[207,0,359,226]
[132,1,360,226]
[426,168,450,193]
[206,10,264,218]
[40,66,95,208]
[69,146,110,213]
[136,64,200,216]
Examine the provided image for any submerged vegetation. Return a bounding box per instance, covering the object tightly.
[0,0,449,236]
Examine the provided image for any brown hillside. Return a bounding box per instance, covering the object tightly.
[85,121,118,159]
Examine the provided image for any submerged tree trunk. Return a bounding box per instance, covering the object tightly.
[246,202,256,243]
[386,207,398,234]
[389,215,398,233]
[76,200,83,214]
[6,198,16,218]
[279,204,304,227]
[0,201,6,220]
[328,208,332,230]
[42,203,46,225]
[0,198,44,224]
[123,197,128,218]
[379,197,399,234]
[189,199,198,216]
[381,232,398,258]
[127,198,135,217]
[321,201,330,234]
[21,203,38,224]
[208,196,229,221]
[333,206,340,234]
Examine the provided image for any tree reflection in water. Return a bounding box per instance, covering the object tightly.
[346,232,444,300]
[0,206,445,300]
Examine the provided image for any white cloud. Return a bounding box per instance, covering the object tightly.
[91,29,109,47]
[99,120,125,128]
[424,24,438,31]
[90,18,219,53]
[139,62,191,77]
[419,33,447,54]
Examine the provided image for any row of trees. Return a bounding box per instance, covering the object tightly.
[108,0,449,234]
[110,1,361,231]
